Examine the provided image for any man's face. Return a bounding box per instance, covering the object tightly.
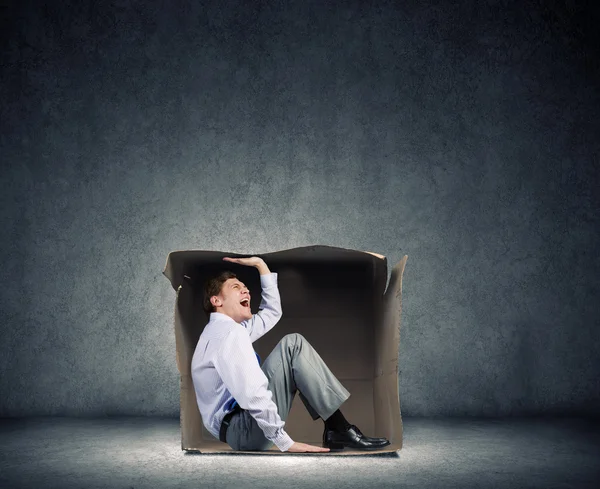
[211,278,252,323]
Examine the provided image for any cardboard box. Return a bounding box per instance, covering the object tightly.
[162,245,408,455]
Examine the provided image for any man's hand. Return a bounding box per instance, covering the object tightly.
[287,441,330,453]
[223,256,271,275]
[223,256,264,267]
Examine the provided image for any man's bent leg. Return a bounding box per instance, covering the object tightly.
[227,333,351,450]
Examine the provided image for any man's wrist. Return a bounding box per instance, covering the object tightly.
[274,431,294,452]
[255,261,271,275]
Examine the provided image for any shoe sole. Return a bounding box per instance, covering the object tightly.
[323,441,391,451]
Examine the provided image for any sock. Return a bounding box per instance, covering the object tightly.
[324,409,351,432]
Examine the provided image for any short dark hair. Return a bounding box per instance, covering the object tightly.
[203,270,238,316]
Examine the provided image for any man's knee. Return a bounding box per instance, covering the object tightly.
[282,332,305,346]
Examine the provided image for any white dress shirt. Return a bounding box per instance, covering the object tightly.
[191,272,294,452]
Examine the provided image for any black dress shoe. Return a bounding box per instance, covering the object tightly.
[347,424,389,443]
[322,424,388,444]
[323,425,391,450]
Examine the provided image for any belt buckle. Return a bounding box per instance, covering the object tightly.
[220,408,237,443]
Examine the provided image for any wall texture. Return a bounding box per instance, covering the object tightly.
[1,0,599,417]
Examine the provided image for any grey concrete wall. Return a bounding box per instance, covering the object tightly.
[1,0,598,417]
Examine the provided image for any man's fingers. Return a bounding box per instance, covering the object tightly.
[288,441,331,453]
[222,256,265,269]
[308,445,329,452]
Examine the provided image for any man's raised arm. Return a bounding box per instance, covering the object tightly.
[222,256,282,342]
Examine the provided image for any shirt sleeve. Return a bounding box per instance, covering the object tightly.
[213,326,294,452]
[240,272,283,343]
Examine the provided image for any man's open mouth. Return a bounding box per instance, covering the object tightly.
[240,298,250,309]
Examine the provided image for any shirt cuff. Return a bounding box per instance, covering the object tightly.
[259,272,278,287]
[272,430,294,452]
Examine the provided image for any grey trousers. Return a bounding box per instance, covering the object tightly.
[225,333,351,451]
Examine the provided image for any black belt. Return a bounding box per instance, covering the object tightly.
[219,404,243,443]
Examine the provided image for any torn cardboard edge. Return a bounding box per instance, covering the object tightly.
[163,245,407,455]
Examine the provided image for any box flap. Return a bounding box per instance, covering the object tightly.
[162,245,386,291]
[374,255,408,446]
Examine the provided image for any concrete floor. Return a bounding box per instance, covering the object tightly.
[0,417,598,488]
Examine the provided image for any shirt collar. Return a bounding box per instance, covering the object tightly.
[209,312,239,324]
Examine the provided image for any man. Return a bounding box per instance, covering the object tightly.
[191,255,391,453]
